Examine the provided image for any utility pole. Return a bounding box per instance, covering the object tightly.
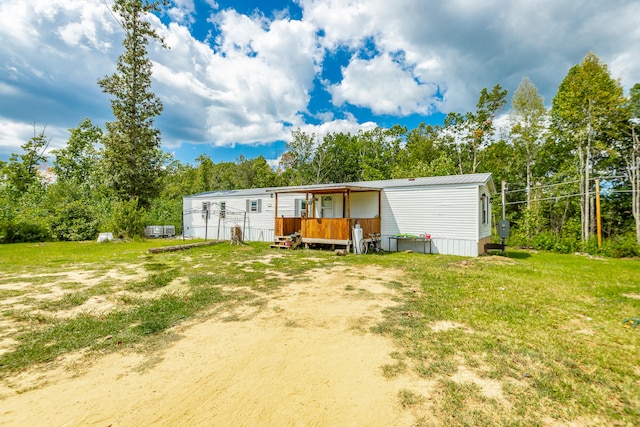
[502,180,506,221]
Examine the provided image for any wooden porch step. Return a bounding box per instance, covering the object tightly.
[271,234,301,249]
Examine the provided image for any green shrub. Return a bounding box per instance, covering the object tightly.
[50,200,99,241]
[601,234,640,258]
[531,231,558,251]
[0,219,51,243]
[108,198,147,238]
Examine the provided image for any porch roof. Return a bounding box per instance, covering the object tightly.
[268,184,381,195]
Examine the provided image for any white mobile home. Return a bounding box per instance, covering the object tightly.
[182,173,496,257]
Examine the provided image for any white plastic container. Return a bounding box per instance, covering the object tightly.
[353,227,363,254]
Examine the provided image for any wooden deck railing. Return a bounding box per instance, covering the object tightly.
[275,217,302,236]
[302,218,350,240]
[350,218,381,238]
[275,217,380,241]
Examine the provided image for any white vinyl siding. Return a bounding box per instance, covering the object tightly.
[381,185,480,256]
[381,185,477,239]
[349,192,378,217]
[276,193,303,217]
[478,184,492,240]
[184,192,276,242]
[184,173,495,256]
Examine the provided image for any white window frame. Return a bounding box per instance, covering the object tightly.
[246,199,262,213]
[294,199,307,217]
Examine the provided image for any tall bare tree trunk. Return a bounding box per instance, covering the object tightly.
[578,145,587,242]
[629,128,640,243]
[585,111,593,242]
[526,148,532,210]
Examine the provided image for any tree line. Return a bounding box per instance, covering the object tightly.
[0,0,638,257]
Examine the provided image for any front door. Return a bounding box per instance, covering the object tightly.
[321,195,333,218]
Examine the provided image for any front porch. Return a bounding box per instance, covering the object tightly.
[271,184,382,250]
[274,217,381,249]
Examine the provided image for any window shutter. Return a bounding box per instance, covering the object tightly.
[246,199,250,212]
[257,199,262,213]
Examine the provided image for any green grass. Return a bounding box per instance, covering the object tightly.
[0,241,638,425]
[125,269,179,292]
[398,388,425,408]
[369,251,640,425]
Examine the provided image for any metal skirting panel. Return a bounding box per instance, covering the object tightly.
[183,225,274,242]
[385,237,478,257]
[430,238,478,257]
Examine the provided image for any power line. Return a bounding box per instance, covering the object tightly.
[503,175,629,196]
[504,188,639,206]
[98,0,125,31]
[505,192,585,206]
[504,179,582,194]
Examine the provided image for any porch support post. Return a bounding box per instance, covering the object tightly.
[378,190,381,218]
[305,192,309,217]
[346,190,351,218]
[275,192,278,218]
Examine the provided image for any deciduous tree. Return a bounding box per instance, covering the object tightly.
[551,52,627,241]
[510,77,547,210]
[52,118,103,189]
[623,83,640,242]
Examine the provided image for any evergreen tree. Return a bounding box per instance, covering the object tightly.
[98,0,167,207]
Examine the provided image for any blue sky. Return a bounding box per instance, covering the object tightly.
[1,0,639,166]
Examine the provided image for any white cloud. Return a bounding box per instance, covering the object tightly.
[0,83,20,97]
[297,0,377,50]
[1,0,639,163]
[0,1,38,46]
[329,53,440,115]
[0,119,69,159]
[301,0,640,113]
[167,0,196,25]
[296,118,378,139]
[152,9,323,147]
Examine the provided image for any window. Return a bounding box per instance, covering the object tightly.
[321,195,333,218]
[202,202,210,219]
[246,199,261,213]
[481,194,488,224]
[220,201,226,218]
[294,199,307,217]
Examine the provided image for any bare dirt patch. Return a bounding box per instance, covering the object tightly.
[0,265,147,356]
[431,320,474,333]
[450,363,508,404]
[0,265,421,426]
[456,256,519,268]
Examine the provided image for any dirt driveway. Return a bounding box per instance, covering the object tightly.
[0,265,425,426]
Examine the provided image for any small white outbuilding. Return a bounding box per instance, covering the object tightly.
[182,173,496,257]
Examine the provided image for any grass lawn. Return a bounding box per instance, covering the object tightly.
[0,240,638,425]
[370,251,640,425]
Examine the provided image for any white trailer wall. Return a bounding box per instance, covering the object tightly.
[183,173,495,256]
[183,191,282,242]
[381,184,481,256]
